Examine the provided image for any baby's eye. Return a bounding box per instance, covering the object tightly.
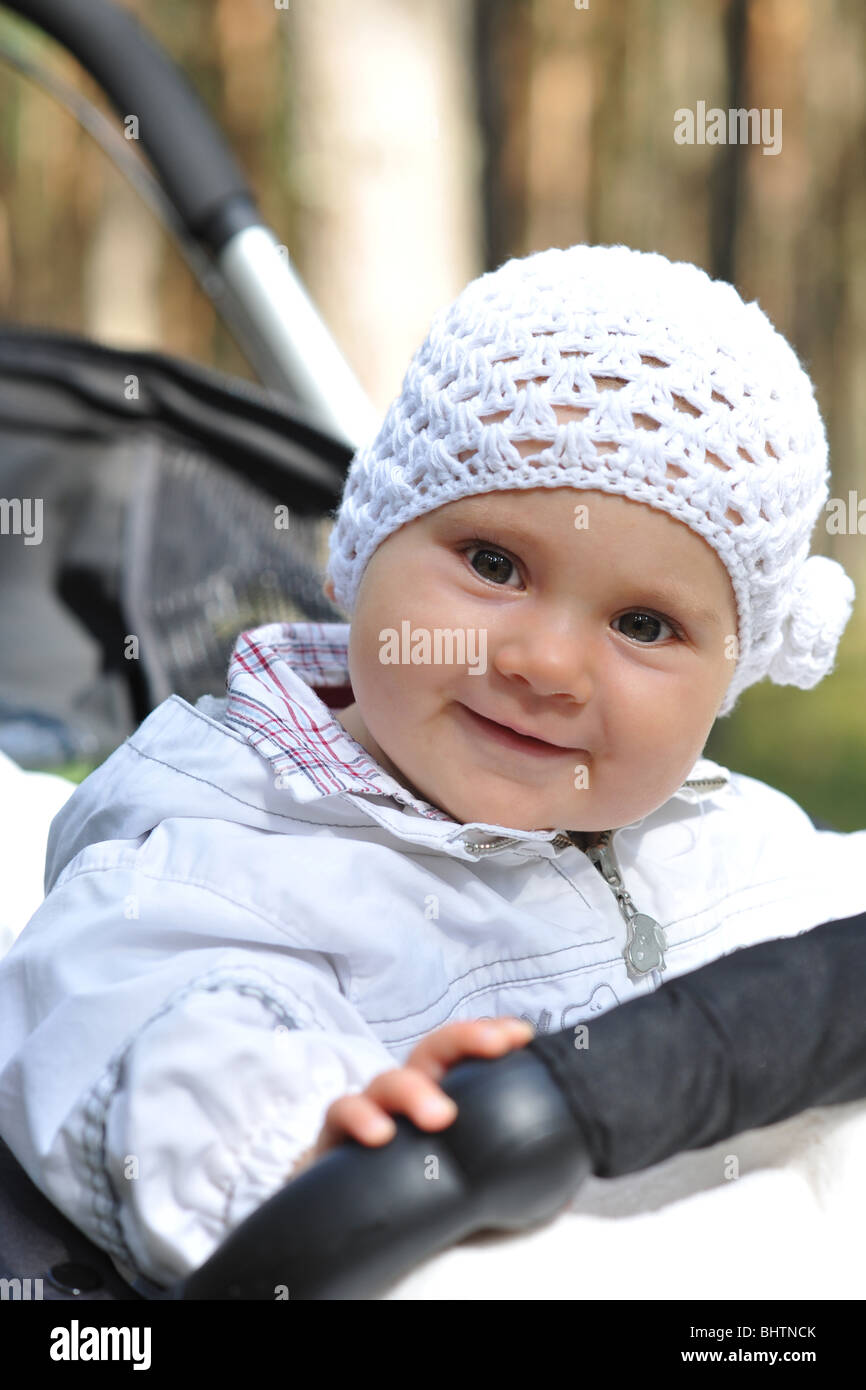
[613,611,679,643]
[463,543,522,587]
[459,547,682,641]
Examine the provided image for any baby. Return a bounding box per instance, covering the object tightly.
[0,242,859,1291]
[309,484,739,1163]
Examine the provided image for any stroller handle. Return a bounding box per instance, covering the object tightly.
[3,0,257,250]
[178,1046,592,1302]
[1,0,380,446]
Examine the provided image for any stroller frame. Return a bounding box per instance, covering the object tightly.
[0,0,862,1310]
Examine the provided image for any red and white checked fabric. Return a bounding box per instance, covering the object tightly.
[224,620,454,821]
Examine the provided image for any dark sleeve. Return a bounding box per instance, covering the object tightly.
[529,908,866,1178]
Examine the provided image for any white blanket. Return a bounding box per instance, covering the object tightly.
[3,752,864,1301]
[0,750,75,959]
[385,1099,866,1299]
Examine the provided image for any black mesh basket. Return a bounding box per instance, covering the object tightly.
[0,326,352,768]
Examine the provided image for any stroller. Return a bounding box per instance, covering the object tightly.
[0,0,864,1304]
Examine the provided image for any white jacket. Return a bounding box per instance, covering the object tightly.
[0,620,864,1290]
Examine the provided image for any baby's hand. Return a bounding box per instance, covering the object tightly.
[292,1018,535,1177]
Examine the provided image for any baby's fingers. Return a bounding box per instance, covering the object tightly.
[315,1093,397,1152]
[408,1018,535,1082]
[318,1069,458,1151]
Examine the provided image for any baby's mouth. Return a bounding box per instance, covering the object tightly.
[455,702,588,758]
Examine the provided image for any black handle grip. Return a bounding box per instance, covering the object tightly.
[2,0,259,249]
[178,1046,591,1301]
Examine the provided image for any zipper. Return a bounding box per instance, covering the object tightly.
[463,836,523,853]
[464,772,727,978]
[575,830,667,982]
[568,775,726,979]
[465,827,665,981]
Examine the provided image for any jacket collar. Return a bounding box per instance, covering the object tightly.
[224,621,455,822]
[224,621,729,847]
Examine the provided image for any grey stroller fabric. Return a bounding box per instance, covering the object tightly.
[0,327,350,767]
[0,1129,145,1301]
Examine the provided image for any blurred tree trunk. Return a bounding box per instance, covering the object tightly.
[472,0,534,267]
[283,0,482,420]
[711,0,748,283]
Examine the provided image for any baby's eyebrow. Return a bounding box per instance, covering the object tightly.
[639,589,721,628]
[443,509,557,553]
[443,510,721,627]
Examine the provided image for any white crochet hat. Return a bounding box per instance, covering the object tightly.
[326,243,855,716]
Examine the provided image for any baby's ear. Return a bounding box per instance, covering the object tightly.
[323,576,336,603]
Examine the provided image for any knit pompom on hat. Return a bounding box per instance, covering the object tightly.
[326,243,855,716]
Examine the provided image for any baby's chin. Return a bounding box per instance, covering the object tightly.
[423,789,603,833]
[432,785,672,834]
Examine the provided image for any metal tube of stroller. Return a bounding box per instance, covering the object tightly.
[215,227,381,450]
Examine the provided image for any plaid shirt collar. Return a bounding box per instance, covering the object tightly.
[224,621,728,826]
[224,621,456,821]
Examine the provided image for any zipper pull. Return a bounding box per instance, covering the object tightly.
[577,831,667,981]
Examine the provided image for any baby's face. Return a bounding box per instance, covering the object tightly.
[324,486,738,833]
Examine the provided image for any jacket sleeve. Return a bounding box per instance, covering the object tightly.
[0,846,399,1290]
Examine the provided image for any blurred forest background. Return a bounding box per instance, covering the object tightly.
[0,0,863,827]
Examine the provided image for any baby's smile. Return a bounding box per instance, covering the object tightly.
[452,700,590,756]
[327,485,738,835]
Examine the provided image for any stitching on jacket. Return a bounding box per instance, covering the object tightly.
[52,844,573,947]
[48,861,347,959]
[543,855,594,907]
[664,888,830,953]
[359,875,829,1030]
[78,967,311,1279]
[363,938,619,1027]
[124,739,370,830]
[657,873,821,939]
[374,957,635,1047]
[168,694,249,744]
